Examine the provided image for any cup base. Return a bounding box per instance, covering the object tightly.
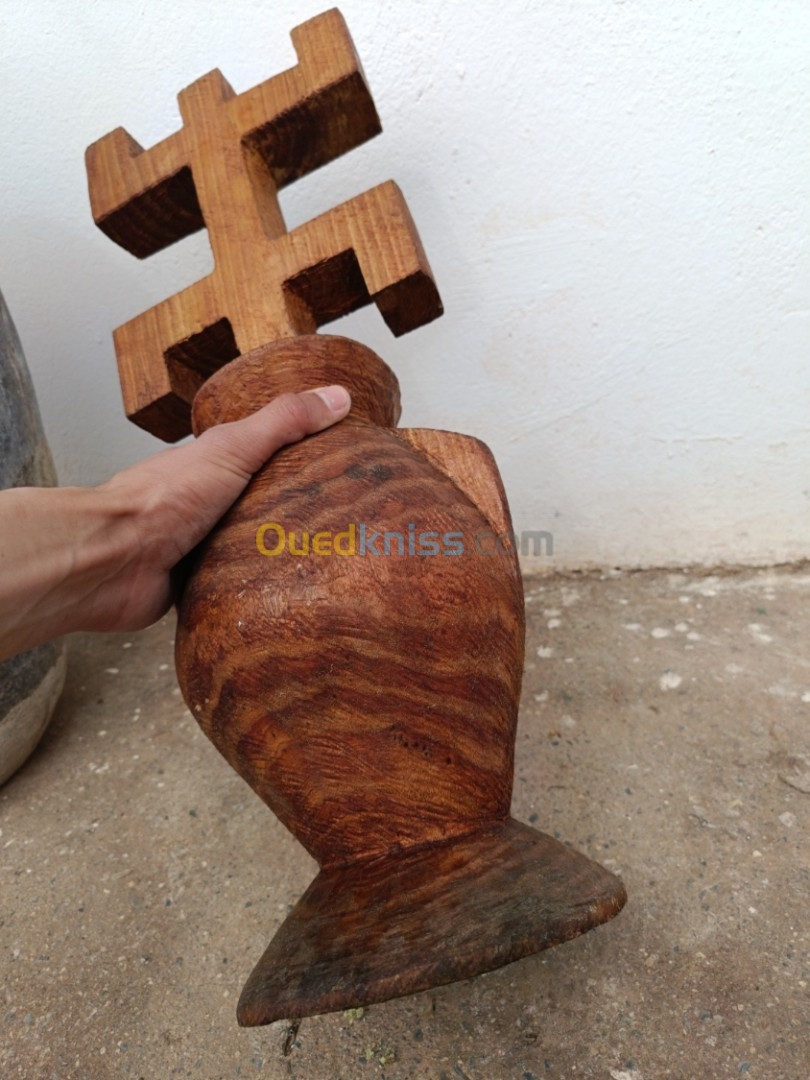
[237,817,627,1025]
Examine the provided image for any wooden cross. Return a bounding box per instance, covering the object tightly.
[86,8,442,442]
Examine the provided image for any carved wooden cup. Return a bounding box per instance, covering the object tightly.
[175,335,626,1024]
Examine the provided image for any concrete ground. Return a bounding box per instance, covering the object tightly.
[1,567,807,1080]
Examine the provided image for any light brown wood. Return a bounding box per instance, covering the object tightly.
[393,428,517,547]
[86,8,442,441]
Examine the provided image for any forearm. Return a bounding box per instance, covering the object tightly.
[0,485,139,659]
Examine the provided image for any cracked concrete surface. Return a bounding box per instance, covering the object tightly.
[1,567,807,1079]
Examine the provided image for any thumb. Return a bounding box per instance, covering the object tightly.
[194,384,351,481]
[95,385,352,572]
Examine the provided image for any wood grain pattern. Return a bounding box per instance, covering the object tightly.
[88,7,626,1026]
[238,819,627,1025]
[181,339,524,865]
[394,427,516,550]
[86,9,441,441]
[175,337,626,1022]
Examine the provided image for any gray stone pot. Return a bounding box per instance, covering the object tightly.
[0,289,67,784]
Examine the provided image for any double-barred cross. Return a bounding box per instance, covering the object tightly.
[86,9,442,441]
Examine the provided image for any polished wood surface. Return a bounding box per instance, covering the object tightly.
[179,337,626,1023]
[87,9,626,1026]
[182,338,524,866]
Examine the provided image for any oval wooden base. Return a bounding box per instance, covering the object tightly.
[237,818,627,1025]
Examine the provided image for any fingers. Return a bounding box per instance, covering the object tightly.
[195,384,351,480]
[97,384,352,573]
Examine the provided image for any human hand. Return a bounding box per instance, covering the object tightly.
[0,385,350,660]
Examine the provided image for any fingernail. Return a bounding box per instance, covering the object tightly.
[311,384,351,413]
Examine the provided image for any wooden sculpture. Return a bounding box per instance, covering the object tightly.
[86,8,626,1025]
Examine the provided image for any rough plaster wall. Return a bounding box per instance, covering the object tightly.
[1,0,808,569]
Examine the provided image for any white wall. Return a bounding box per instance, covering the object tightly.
[1,0,808,570]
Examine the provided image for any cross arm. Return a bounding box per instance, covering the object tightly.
[281,181,443,337]
[85,126,200,259]
[85,9,381,261]
[236,8,381,189]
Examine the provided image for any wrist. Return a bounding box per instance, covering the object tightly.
[95,465,179,573]
[43,484,143,633]
[77,480,143,573]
